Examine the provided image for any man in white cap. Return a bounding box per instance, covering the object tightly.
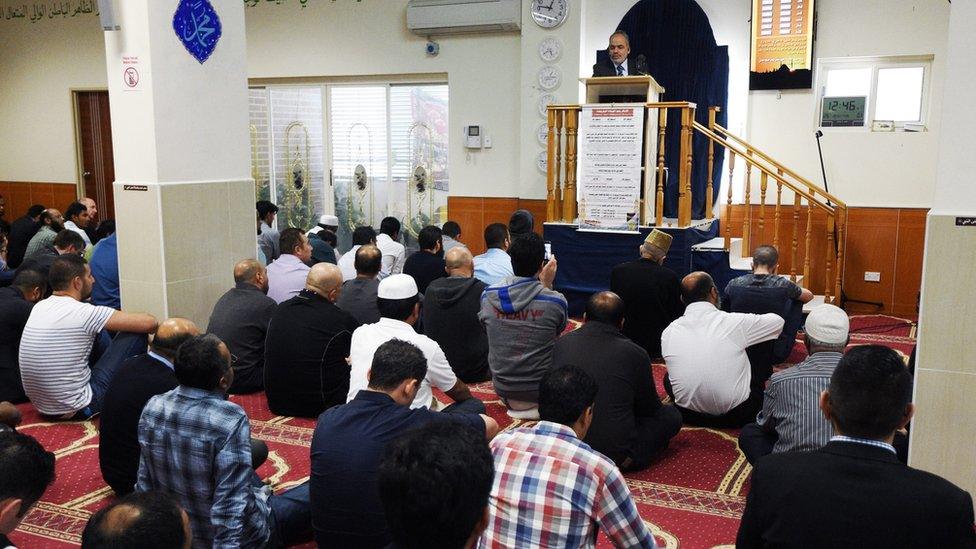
[308,214,341,265]
[737,304,850,464]
[346,274,482,413]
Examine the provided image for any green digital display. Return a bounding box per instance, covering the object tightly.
[821,96,867,127]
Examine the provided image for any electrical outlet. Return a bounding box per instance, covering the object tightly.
[864,271,881,282]
[483,136,492,149]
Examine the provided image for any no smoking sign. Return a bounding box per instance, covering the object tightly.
[122,55,142,91]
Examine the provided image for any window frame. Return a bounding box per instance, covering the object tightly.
[815,55,933,132]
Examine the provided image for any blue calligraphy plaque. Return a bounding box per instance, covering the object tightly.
[173,0,222,64]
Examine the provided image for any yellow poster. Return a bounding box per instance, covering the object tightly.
[750,0,815,90]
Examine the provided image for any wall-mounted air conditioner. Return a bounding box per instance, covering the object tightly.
[406,0,521,36]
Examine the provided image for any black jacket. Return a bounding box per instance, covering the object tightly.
[609,258,683,358]
[6,215,40,268]
[0,286,33,403]
[422,276,490,383]
[98,353,178,495]
[592,57,637,77]
[737,440,976,548]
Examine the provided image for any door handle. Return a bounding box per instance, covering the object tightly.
[83,171,92,178]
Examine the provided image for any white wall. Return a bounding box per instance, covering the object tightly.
[0,0,952,208]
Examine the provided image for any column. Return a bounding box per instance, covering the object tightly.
[104,0,254,328]
[909,0,976,495]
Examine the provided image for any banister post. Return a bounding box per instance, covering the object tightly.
[725,150,735,251]
[545,108,557,222]
[706,107,717,220]
[562,108,578,223]
[678,107,693,227]
[656,108,667,227]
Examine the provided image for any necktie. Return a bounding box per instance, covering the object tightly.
[616,64,624,76]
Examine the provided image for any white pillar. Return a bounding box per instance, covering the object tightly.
[104,0,254,328]
[909,0,976,495]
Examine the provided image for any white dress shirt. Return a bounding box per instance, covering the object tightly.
[346,317,458,409]
[338,244,361,281]
[64,220,93,249]
[661,301,784,415]
[375,233,405,278]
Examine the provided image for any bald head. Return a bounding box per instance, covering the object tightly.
[234,259,263,284]
[306,263,343,301]
[81,491,191,549]
[680,271,717,305]
[444,246,474,277]
[585,291,625,327]
[354,244,382,278]
[151,318,201,360]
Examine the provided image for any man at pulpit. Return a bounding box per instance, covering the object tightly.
[593,30,638,77]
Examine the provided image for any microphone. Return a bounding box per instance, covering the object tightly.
[636,54,648,75]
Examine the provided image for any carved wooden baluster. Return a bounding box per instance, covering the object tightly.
[825,214,834,302]
[678,107,693,227]
[742,155,752,252]
[759,171,768,244]
[803,202,812,290]
[725,150,735,250]
[706,107,716,220]
[562,109,579,222]
[656,108,667,227]
[774,175,783,250]
[545,109,557,221]
[554,110,564,218]
[835,207,846,303]
[791,193,800,283]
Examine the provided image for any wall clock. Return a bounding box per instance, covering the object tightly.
[536,151,548,173]
[538,36,562,62]
[538,65,561,91]
[538,93,557,117]
[537,122,550,146]
[530,0,569,29]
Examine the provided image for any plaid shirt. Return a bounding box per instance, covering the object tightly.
[479,421,657,549]
[136,387,271,548]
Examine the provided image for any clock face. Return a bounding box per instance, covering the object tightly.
[538,65,561,91]
[536,151,548,173]
[530,0,569,29]
[538,37,562,62]
[537,122,550,146]
[538,93,556,117]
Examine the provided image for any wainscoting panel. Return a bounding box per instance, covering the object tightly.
[0,182,79,223]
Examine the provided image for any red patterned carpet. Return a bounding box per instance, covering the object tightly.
[9,314,916,548]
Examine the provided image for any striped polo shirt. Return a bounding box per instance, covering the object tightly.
[755,351,844,453]
[19,295,114,415]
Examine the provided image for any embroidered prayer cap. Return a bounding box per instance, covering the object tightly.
[643,229,673,254]
[319,215,339,227]
[804,304,850,345]
[378,274,419,300]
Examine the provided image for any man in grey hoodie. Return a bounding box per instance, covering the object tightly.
[479,232,567,412]
[423,247,490,383]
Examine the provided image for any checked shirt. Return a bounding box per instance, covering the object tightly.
[479,421,658,548]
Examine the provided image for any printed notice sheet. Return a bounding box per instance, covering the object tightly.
[577,105,644,233]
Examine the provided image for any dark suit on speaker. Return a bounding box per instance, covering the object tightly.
[737,440,976,548]
[592,57,638,77]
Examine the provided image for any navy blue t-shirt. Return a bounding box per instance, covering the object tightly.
[309,390,483,548]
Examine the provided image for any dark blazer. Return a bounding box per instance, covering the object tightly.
[609,258,683,358]
[98,353,178,496]
[593,56,637,77]
[737,440,976,548]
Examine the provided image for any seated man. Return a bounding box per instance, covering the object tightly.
[307,214,339,265]
[440,220,466,253]
[336,244,382,325]
[507,209,535,241]
[265,227,312,303]
[423,247,490,383]
[63,201,93,250]
[662,272,784,428]
[312,339,497,547]
[376,217,406,278]
[610,229,683,358]
[137,334,311,548]
[338,226,377,282]
[0,268,45,403]
[725,245,812,382]
[480,366,657,548]
[16,229,85,283]
[378,422,494,549]
[553,291,682,470]
[265,263,360,418]
[256,200,280,262]
[738,304,849,464]
[19,255,158,419]
[88,232,119,309]
[81,491,192,549]
[23,208,64,262]
[98,318,199,496]
[5,204,45,269]
[402,225,446,294]
[0,432,56,549]
[472,223,513,286]
[480,233,566,412]
[737,346,976,547]
[347,274,481,413]
[207,259,277,394]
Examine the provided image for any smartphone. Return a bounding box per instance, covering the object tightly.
[544,241,552,261]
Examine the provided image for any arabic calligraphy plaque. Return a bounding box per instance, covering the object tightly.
[172,0,222,64]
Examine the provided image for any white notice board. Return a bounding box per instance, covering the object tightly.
[577,104,645,233]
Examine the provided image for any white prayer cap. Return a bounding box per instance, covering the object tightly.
[804,304,849,345]
[319,214,339,226]
[377,274,418,300]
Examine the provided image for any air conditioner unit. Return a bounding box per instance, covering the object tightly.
[406,0,521,36]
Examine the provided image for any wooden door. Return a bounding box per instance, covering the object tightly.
[75,91,116,220]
